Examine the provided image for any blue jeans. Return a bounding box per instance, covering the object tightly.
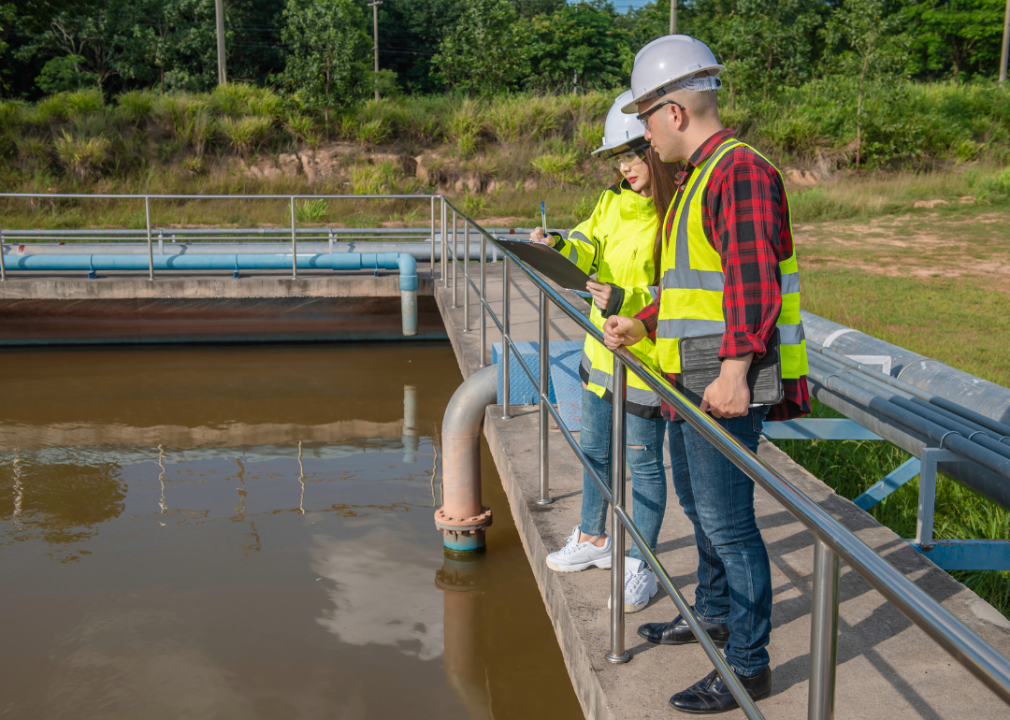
[669,407,772,677]
[579,388,666,563]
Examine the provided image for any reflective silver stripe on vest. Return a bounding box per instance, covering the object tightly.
[778,322,805,345]
[582,350,662,407]
[662,267,724,292]
[657,318,726,339]
[659,318,806,345]
[562,240,580,266]
[667,140,742,290]
[781,271,800,295]
[648,285,659,301]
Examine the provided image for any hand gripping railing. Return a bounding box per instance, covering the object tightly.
[439,198,1010,720]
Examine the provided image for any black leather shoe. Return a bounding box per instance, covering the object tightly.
[638,613,730,648]
[669,667,771,714]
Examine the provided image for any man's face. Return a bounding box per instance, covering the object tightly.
[637,98,681,163]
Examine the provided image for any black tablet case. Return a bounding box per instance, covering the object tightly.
[496,239,592,292]
[677,329,783,407]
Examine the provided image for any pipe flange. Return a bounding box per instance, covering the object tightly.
[435,506,493,533]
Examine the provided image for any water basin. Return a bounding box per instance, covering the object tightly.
[0,344,582,720]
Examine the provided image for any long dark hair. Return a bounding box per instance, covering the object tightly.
[613,146,681,284]
[645,147,680,285]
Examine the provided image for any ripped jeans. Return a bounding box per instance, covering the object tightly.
[579,387,667,563]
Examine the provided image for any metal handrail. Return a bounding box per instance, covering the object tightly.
[439,197,1010,720]
[0,192,445,283]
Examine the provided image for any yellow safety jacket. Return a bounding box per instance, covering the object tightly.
[655,138,808,379]
[555,180,662,418]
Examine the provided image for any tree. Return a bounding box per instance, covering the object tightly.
[823,0,909,167]
[526,2,631,92]
[432,0,531,95]
[19,5,119,89]
[902,0,1007,80]
[279,0,370,137]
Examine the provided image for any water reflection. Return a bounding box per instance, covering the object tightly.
[438,554,494,720]
[0,345,582,720]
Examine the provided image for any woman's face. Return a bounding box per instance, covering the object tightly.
[619,152,651,194]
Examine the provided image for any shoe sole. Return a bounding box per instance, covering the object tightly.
[637,627,728,648]
[546,558,612,572]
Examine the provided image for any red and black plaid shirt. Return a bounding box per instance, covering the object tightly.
[635,129,810,422]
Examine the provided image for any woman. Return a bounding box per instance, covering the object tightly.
[532,90,680,613]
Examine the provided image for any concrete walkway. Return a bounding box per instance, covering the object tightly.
[434,261,1010,720]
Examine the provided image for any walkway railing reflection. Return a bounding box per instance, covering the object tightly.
[438,197,1010,719]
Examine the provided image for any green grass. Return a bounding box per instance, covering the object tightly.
[780,260,1010,618]
[774,400,1010,619]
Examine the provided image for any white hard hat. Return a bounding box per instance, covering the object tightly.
[621,35,725,114]
[592,90,648,158]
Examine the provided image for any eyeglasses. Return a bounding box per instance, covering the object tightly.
[636,99,685,130]
[608,148,647,169]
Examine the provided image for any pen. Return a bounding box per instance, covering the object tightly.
[540,201,547,236]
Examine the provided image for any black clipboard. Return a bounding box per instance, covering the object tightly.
[677,329,784,407]
[496,239,592,292]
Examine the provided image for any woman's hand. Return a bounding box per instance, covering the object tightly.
[530,227,555,247]
[586,279,612,311]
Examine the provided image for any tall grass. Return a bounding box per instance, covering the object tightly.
[775,400,1010,618]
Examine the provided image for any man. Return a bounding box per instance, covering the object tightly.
[603,35,810,714]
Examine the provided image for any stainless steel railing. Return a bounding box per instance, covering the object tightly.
[0,193,445,282]
[438,197,1010,720]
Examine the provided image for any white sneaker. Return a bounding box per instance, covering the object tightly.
[607,557,659,613]
[546,525,612,572]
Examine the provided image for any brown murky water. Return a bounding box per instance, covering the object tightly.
[0,344,583,720]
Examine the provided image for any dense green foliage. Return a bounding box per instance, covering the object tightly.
[3,0,1008,101]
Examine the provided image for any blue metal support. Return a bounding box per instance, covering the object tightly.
[762,418,882,441]
[908,540,1010,571]
[853,457,922,511]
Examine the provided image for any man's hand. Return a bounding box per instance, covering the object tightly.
[603,315,646,349]
[529,227,555,247]
[700,354,754,418]
[586,280,612,311]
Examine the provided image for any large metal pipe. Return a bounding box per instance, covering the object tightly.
[809,354,1010,462]
[434,365,496,554]
[802,311,1010,427]
[807,366,1010,509]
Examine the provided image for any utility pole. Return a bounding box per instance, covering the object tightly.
[215,0,226,85]
[368,0,382,101]
[1000,0,1010,83]
[670,0,676,34]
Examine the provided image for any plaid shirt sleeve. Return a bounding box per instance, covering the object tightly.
[634,294,661,341]
[705,155,785,361]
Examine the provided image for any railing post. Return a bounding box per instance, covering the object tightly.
[0,221,7,281]
[502,256,511,419]
[441,197,448,288]
[479,232,486,367]
[145,196,154,281]
[430,196,436,279]
[606,354,630,664]
[290,197,297,280]
[808,538,840,720]
[452,210,458,309]
[463,221,470,332]
[536,289,553,505]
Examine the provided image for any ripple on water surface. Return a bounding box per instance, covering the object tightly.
[0,344,582,720]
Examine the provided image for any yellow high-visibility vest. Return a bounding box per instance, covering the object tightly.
[655,138,808,379]
[556,180,662,418]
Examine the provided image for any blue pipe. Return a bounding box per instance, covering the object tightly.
[6,252,420,336]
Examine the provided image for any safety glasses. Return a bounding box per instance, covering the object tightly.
[636,99,685,130]
[607,147,647,170]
